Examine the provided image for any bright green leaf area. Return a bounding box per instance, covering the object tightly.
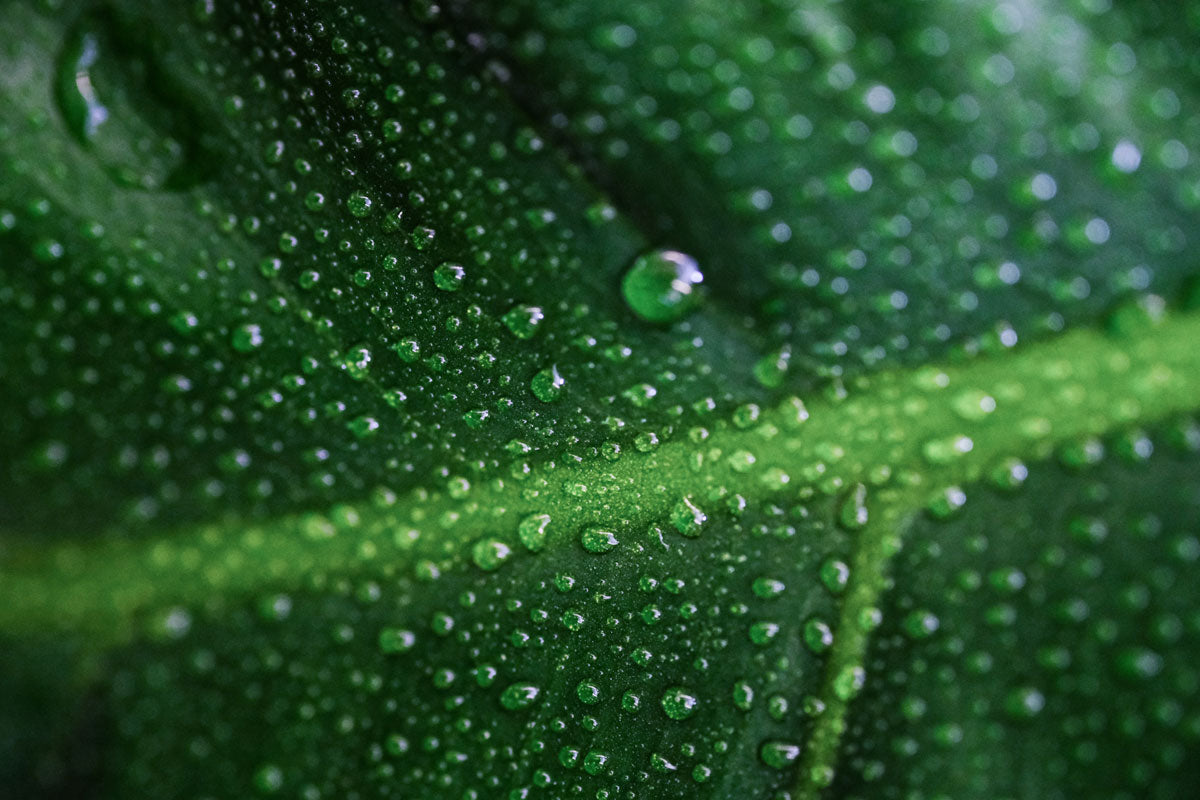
[2,0,1199,799]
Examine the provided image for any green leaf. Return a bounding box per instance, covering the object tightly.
[2,0,1198,798]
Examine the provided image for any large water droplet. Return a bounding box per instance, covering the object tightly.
[621,249,704,323]
[55,11,211,189]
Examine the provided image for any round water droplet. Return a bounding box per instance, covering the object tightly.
[621,249,704,323]
[733,681,754,710]
[531,365,565,402]
[518,513,551,552]
[581,527,619,553]
[833,665,866,700]
[820,559,850,594]
[759,741,802,769]
[576,681,602,705]
[253,764,284,794]
[471,539,512,571]
[503,305,545,339]
[749,621,780,645]
[1004,686,1046,719]
[661,687,699,720]
[752,577,786,599]
[500,683,541,710]
[346,190,373,217]
[433,262,465,291]
[232,323,264,352]
[55,13,212,190]
[378,628,416,653]
[671,496,707,537]
[582,750,610,776]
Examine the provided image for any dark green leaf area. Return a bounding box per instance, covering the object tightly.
[95,498,849,799]
[445,0,1200,377]
[0,636,99,800]
[836,425,1200,800]
[0,1,767,537]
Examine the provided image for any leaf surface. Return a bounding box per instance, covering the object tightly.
[2,1,1199,798]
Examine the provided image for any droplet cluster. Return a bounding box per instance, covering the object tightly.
[834,422,1200,797]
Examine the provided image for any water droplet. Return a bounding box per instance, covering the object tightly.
[531,365,565,402]
[576,681,602,705]
[433,262,465,291]
[471,539,512,571]
[819,559,850,594]
[752,577,786,599]
[621,249,704,323]
[759,741,802,769]
[733,681,754,710]
[232,323,264,352]
[661,687,699,720]
[346,190,373,217]
[253,764,284,794]
[1004,686,1046,719]
[503,305,545,339]
[832,665,866,700]
[581,527,619,553]
[838,483,869,530]
[378,628,415,653]
[670,496,707,537]
[518,513,551,552]
[582,750,610,776]
[500,683,541,710]
[803,619,834,654]
[749,621,780,645]
[55,13,210,189]
[902,610,940,639]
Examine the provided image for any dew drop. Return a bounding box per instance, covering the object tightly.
[55,12,210,190]
[231,323,264,352]
[838,483,869,530]
[471,539,512,571]
[346,190,373,217]
[531,365,565,402]
[433,262,465,291]
[661,687,699,720]
[378,628,416,654]
[670,496,707,537]
[500,683,541,711]
[581,527,619,553]
[518,513,551,552]
[502,305,545,339]
[759,741,802,769]
[621,249,704,323]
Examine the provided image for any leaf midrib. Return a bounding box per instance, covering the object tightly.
[4,309,1197,659]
